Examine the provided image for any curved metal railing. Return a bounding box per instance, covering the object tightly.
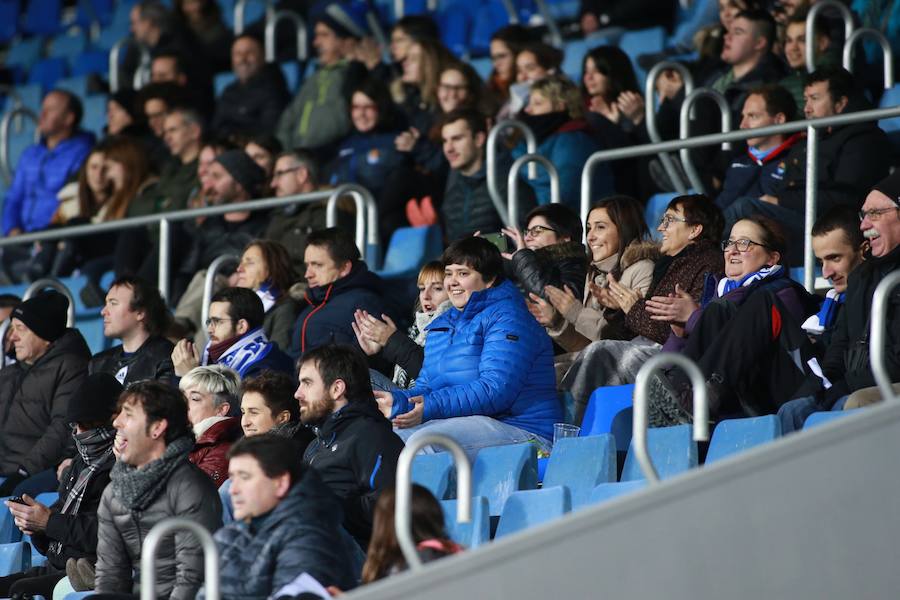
[507,153,560,227]
[486,120,537,227]
[264,10,307,62]
[806,0,855,73]
[0,107,38,186]
[679,88,732,195]
[141,518,219,600]
[843,28,895,90]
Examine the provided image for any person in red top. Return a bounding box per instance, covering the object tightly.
[180,365,243,486]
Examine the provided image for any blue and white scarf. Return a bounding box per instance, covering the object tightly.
[202,327,274,376]
[802,288,844,335]
[256,282,280,313]
[717,264,783,297]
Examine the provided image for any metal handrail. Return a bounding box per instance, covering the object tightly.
[486,120,537,227]
[395,435,472,571]
[201,255,240,339]
[533,0,563,47]
[580,103,900,292]
[806,0,855,73]
[234,0,275,34]
[23,279,77,327]
[141,518,219,600]
[507,154,560,226]
[110,38,151,92]
[843,28,895,90]
[870,270,900,403]
[134,43,151,89]
[264,10,307,62]
[645,61,695,196]
[678,88,732,195]
[325,183,370,261]
[109,37,128,93]
[500,0,519,23]
[0,107,38,186]
[632,353,709,483]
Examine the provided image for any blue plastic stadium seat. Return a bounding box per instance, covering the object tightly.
[280,62,302,95]
[223,0,266,30]
[581,384,635,452]
[48,32,89,62]
[494,486,571,539]
[0,500,23,544]
[22,0,63,36]
[645,192,679,240]
[79,317,109,355]
[215,72,237,97]
[705,415,781,464]
[588,479,647,505]
[82,95,108,139]
[620,424,697,482]
[60,274,102,317]
[441,496,490,548]
[804,408,865,429]
[437,4,470,57]
[75,0,115,28]
[542,0,580,21]
[63,593,96,600]
[72,50,111,78]
[55,76,90,99]
[542,434,616,509]
[561,39,590,82]
[28,58,69,93]
[0,0,20,44]
[375,226,442,280]
[6,38,45,78]
[473,443,538,516]
[469,57,492,80]
[668,0,718,50]
[468,1,511,56]
[879,84,900,152]
[96,25,129,52]
[411,452,456,500]
[9,83,43,113]
[619,27,667,87]
[0,541,30,576]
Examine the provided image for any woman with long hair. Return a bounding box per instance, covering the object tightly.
[234,239,299,351]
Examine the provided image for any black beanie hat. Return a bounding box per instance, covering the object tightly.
[12,290,68,342]
[110,88,139,121]
[67,372,123,425]
[872,170,900,207]
[215,149,266,197]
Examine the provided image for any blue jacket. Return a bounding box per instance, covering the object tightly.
[715,134,801,210]
[2,131,94,234]
[328,130,408,196]
[390,280,562,441]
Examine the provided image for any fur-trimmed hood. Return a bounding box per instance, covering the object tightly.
[620,239,661,271]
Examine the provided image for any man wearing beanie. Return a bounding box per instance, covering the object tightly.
[0,291,91,496]
[275,1,369,156]
[0,374,120,598]
[778,171,900,432]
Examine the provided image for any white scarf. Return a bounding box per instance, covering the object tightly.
[202,327,273,376]
[716,264,783,297]
[193,415,231,439]
[256,282,279,313]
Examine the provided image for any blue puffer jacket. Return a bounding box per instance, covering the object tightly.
[390,279,561,441]
[2,131,94,234]
[328,130,408,196]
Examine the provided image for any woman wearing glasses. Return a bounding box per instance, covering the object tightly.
[645,215,819,425]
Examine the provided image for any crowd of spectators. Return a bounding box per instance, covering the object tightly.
[0,0,898,597]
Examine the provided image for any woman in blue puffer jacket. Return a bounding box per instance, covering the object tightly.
[375,237,562,459]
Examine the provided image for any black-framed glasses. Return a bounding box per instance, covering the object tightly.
[859,207,898,222]
[722,238,768,252]
[524,224,557,237]
[658,214,688,229]
[272,166,302,180]
[205,317,235,327]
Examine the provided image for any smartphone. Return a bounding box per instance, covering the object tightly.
[7,496,27,505]
[482,232,510,253]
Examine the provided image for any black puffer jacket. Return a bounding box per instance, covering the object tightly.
[212,63,291,137]
[179,212,270,277]
[303,400,405,548]
[89,336,175,386]
[0,329,90,475]
[508,240,588,300]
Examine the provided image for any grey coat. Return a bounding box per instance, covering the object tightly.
[263,298,300,352]
[94,459,222,600]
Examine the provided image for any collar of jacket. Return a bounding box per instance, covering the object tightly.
[747,132,803,165]
[313,400,386,442]
[536,240,586,262]
[429,279,520,329]
[305,261,378,304]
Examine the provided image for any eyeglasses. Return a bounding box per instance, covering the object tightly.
[438,83,468,93]
[658,214,688,229]
[524,224,557,237]
[350,103,377,112]
[205,317,235,327]
[272,166,301,180]
[859,207,898,221]
[722,238,768,252]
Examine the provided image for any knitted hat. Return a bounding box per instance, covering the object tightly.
[215,149,266,197]
[316,1,369,39]
[872,170,900,207]
[110,88,139,121]
[67,372,123,425]
[11,290,69,342]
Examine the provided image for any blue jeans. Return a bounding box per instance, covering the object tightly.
[369,368,399,392]
[778,395,848,435]
[396,416,551,463]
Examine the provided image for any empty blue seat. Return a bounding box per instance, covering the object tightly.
[280,62,302,94]
[215,72,237,97]
[668,0,718,50]
[75,0,115,28]
[441,496,490,548]
[412,452,456,500]
[437,4,470,57]
[48,32,89,62]
[542,434,616,509]
[645,192,678,240]
[494,486,571,538]
[468,1,511,56]
[28,58,69,93]
[473,443,538,516]
[81,95,108,139]
[879,84,900,151]
[619,27,667,87]
[96,25,128,52]
[588,479,648,505]
[72,50,111,78]
[469,57,492,80]
[620,424,697,482]
[561,39,590,82]
[6,38,44,76]
[9,83,43,113]
[22,0,63,35]
[705,415,781,464]
[804,409,865,429]
[55,75,90,99]
[0,0,19,44]
[79,317,109,355]
[0,541,30,576]
[581,384,635,452]
[375,226,443,279]
[542,0,580,21]
[0,500,23,544]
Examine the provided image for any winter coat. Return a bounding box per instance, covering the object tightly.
[94,459,222,600]
[179,212,270,277]
[303,401,405,548]
[89,336,176,387]
[0,329,91,475]
[549,240,659,353]
[715,134,802,210]
[289,261,387,359]
[263,298,300,352]
[30,446,113,569]
[2,131,94,234]
[328,130,409,197]
[624,239,725,345]
[390,280,563,441]
[508,240,588,300]
[264,201,328,274]
[189,417,243,487]
[212,63,291,137]
[208,468,359,600]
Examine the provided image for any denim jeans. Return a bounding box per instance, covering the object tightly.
[777,394,848,435]
[395,415,551,463]
[369,368,399,392]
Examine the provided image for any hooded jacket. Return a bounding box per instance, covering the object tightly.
[0,328,91,475]
[89,336,176,387]
[303,400,405,548]
[189,417,243,487]
[508,240,588,300]
[2,131,95,234]
[328,129,409,197]
[212,63,291,137]
[289,261,387,359]
[390,280,563,441]
[209,468,360,600]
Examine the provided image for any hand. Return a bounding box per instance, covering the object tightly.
[607,274,642,314]
[590,95,620,123]
[501,226,526,253]
[616,91,645,124]
[326,586,345,597]
[7,228,21,237]
[6,494,51,535]
[171,339,200,377]
[580,12,600,33]
[759,194,779,205]
[56,458,73,481]
[645,284,698,323]
[113,432,125,459]
[527,293,558,326]
[353,310,397,347]
[590,281,619,310]
[351,318,382,356]
[373,390,394,419]
[395,128,420,153]
[393,396,424,429]
[656,69,683,100]
[544,284,579,317]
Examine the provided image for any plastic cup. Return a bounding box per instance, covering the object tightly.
[553,423,581,445]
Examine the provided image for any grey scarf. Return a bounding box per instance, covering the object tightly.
[110,435,194,511]
[270,420,305,439]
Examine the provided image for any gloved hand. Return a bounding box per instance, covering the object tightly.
[0,468,27,497]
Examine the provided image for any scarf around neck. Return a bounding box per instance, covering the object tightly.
[802,288,845,334]
[202,327,273,376]
[393,301,452,388]
[717,264,783,297]
[256,282,280,313]
[110,434,194,512]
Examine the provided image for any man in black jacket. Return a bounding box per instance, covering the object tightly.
[295,345,404,548]
[0,291,91,497]
[90,276,175,386]
[0,374,120,598]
